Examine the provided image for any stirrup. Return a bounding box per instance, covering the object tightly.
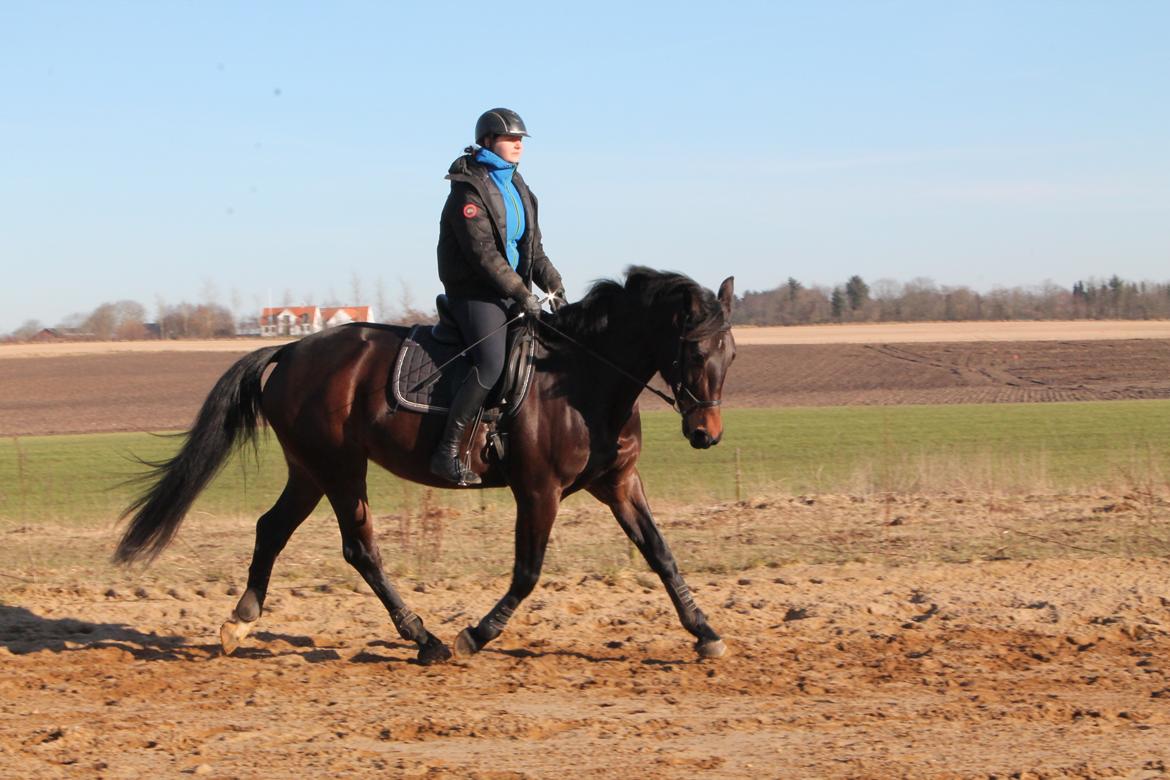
[430,453,481,486]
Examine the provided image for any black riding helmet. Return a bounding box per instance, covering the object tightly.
[475,108,529,145]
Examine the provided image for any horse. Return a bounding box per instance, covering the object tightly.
[115,266,737,665]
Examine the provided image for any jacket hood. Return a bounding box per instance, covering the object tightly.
[447,152,528,191]
[446,153,480,179]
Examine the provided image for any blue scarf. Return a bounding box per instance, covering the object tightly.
[475,147,526,270]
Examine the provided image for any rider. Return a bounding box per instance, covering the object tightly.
[431,107,566,486]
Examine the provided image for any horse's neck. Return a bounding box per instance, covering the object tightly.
[576,318,661,413]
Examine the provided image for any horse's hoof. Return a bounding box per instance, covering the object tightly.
[219,617,253,656]
[695,638,728,659]
[417,641,452,666]
[453,627,481,658]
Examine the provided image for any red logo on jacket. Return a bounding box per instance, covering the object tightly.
[462,203,478,219]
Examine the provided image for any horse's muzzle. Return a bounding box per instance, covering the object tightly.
[688,428,721,449]
[684,407,724,449]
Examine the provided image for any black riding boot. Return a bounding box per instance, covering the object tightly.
[430,368,491,486]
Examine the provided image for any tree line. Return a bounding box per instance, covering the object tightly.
[3,275,433,342]
[5,300,240,341]
[7,274,1170,341]
[735,275,1170,326]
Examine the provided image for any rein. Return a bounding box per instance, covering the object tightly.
[407,295,725,417]
[534,317,726,416]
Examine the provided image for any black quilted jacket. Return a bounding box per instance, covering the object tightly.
[436,153,562,301]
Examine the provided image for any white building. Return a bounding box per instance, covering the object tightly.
[259,305,374,337]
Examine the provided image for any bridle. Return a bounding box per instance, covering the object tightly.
[667,323,730,416]
[535,316,729,418]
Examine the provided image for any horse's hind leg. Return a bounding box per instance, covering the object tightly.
[589,466,726,659]
[327,480,452,665]
[220,466,323,654]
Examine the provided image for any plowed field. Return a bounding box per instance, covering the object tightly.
[3,339,1170,436]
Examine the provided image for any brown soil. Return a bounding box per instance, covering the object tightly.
[732,320,1170,344]
[2,495,1169,779]
[0,352,253,436]
[723,340,1170,408]
[4,339,1170,436]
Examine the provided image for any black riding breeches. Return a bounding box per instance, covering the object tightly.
[448,296,509,392]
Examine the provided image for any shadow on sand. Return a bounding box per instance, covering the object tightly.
[0,603,341,663]
[0,602,193,660]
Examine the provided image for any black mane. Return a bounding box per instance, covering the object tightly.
[549,266,726,342]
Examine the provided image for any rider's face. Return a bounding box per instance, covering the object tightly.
[490,134,524,164]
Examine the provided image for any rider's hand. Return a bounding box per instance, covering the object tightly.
[548,287,567,312]
[520,294,542,318]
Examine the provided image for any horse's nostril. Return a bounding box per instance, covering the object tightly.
[690,429,712,449]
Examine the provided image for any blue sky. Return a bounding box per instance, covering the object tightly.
[2,1,1168,331]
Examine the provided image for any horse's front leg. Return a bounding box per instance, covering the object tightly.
[454,487,559,657]
[590,467,727,659]
[328,480,452,666]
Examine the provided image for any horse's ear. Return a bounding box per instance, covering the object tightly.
[717,276,735,318]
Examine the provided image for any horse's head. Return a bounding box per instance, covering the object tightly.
[664,276,736,449]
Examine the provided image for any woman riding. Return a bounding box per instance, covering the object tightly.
[431,107,566,486]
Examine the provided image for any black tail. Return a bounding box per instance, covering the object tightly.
[114,345,285,565]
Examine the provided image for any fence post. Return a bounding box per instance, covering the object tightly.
[735,447,743,504]
[13,436,28,523]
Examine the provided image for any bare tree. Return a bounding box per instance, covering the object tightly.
[396,276,433,324]
[9,319,44,341]
[154,294,168,338]
[161,302,236,338]
[201,277,220,306]
[80,300,147,340]
[350,271,363,306]
[113,300,147,339]
[85,303,118,339]
[56,312,87,330]
[375,276,389,324]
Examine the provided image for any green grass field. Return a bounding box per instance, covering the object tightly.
[2,400,1169,526]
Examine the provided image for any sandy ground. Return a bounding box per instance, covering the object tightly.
[2,494,1170,779]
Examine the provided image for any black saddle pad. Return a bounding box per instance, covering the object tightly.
[391,324,536,415]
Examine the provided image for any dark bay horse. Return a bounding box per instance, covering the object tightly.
[115,267,736,664]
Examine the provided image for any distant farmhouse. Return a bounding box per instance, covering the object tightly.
[259,305,375,337]
[30,327,98,342]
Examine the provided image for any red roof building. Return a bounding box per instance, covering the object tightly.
[259,305,375,337]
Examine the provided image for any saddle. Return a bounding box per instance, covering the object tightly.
[391,295,537,420]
